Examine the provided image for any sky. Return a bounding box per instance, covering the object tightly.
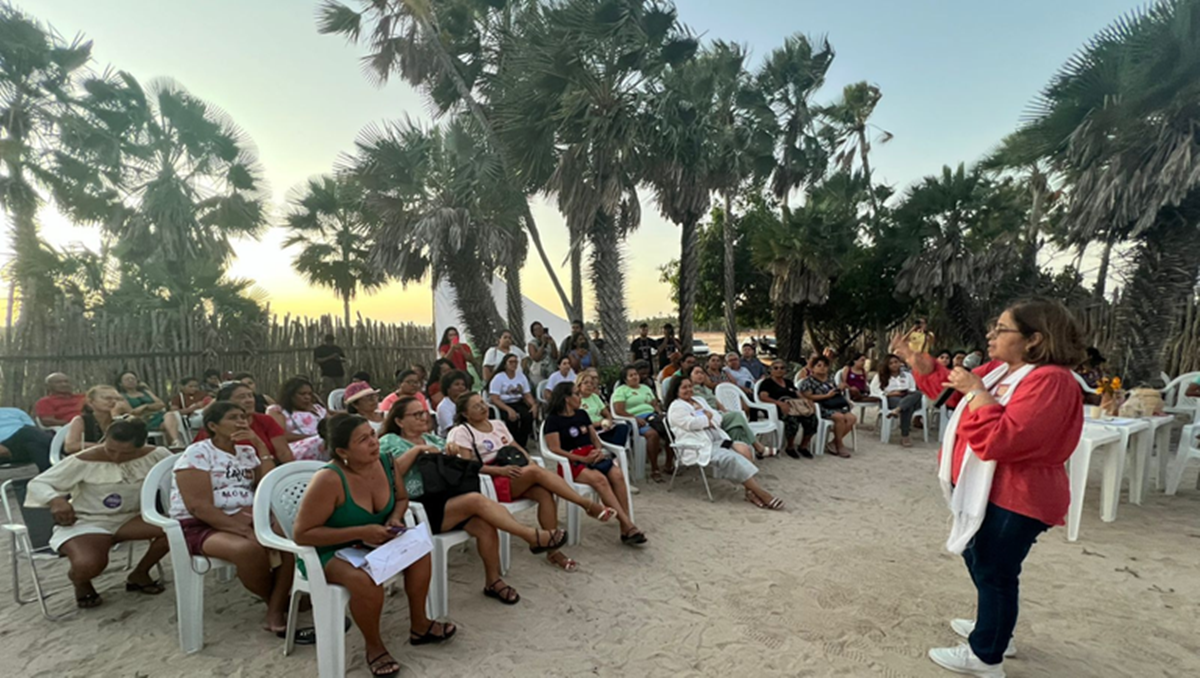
[4,0,1141,325]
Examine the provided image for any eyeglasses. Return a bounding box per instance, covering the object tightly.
[405,410,429,419]
[770,366,785,371]
[987,324,1023,337]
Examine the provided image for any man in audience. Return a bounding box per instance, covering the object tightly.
[559,318,585,357]
[313,333,347,396]
[0,407,53,471]
[34,372,85,427]
[591,329,606,352]
[659,349,684,379]
[658,324,681,371]
[201,368,223,395]
[724,353,756,394]
[630,323,658,363]
[741,343,765,381]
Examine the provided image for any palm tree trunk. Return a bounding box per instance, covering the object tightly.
[569,221,584,322]
[505,266,524,344]
[774,301,806,363]
[1094,231,1117,299]
[588,212,627,367]
[447,265,505,348]
[858,128,879,216]
[342,295,351,334]
[722,193,738,353]
[406,3,575,321]
[678,214,700,351]
[1111,210,1200,384]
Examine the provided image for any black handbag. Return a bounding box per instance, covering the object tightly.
[823,393,852,412]
[414,453,482,498]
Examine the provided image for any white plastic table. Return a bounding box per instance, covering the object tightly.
[1067,425,1123,542]
[1131,415,1176,498]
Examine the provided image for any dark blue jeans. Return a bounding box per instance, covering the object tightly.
[963,503,1050,665]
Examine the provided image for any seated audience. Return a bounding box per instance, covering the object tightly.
[65,385,124,455]
[566,333,599,372]
[343,382,384,432]
[267,376,328,461]
[379,369,428,416]
[435,371,471,436]
[870,354,924,448]
[293,414,458,676]
[689,366,776,459]
[740,343,765,381]
[723,353,755,395]
[543,382,644,544]
[447,393,614,572]
[839,353,880,404]
[665,375,783,510]
[658,350,684,381]
[544,357,576,400]
[171,402,298,640]
[577,373,631,448]
[35,372,86,427]
[483,330,527,383]
[196,383,291,462]
[25,419,169,607]
[438,326,475,374]
[117,370,183,448]
[757,360,818,459]
[233,372,274,413]
[703,354,728,386]
[613,365,670,482]
[378,400,567,606]
[1187,373,1200,399]
[350,371,373,385]
[426,359,454,408]
[487,354,536,448]
[1076,347,1107,389]
[634,360,659,397]
[170,376,213,434]
[526,321,559,384]
[0,407,54,470]
[798,356,857,458]
[201,368,222,396]
[935,351,953,370]
[558,319,585,358]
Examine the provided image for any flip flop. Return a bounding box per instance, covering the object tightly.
[763,497,785,510]
[547,551,578,572]
[590,504,617,522]
[125,579,166,595]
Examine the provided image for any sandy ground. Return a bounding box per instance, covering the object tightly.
[3,425,1199,678]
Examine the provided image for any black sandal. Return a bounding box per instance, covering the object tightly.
[620,530,648,546]
[410,620,457,646]
[366,651,401,677]
[529,529,568,554]
[125,579,166,595]
[275,626,318,645]
[483,579,521,605]
[75,592,102,609]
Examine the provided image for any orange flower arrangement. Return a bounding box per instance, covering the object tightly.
[1097,376,1122,395]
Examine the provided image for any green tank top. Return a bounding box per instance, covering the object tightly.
[307,453,397,572]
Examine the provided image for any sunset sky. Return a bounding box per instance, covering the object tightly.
[4,0,1137,325]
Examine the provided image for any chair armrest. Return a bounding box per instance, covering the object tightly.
[478,474,499,501]
[2,523,28,535]
[540,449,574,479]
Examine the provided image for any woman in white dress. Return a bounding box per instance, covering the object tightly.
[665,375,784,510]
[25,419,171,608]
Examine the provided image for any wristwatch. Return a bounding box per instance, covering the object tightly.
[963,389,988,405]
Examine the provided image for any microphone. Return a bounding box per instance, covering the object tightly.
[933,386,956,409]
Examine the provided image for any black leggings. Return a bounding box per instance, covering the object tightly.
[502,400,534,448]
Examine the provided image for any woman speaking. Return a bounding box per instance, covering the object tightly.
[892,298,1084,678]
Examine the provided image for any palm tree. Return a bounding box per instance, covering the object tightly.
[997,0,1200,382]
[284,175,387,330]
[757,33,835,222]
[492,0,698,365]
[345,116,513,346]
[316,0,576,321]
[825,81,891,217]
[0,3,93,328]
[57,74,268,307]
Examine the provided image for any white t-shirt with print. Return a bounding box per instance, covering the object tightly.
[169,439,261,520]
[545,369,577,395]
[484,346,528,371]
[446,420,515,465]
[489,371,531,404]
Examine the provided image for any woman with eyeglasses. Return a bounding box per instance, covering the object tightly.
[543,381,645,545]
[487,353,537,447]
[689,366,777,459]
[756,360,818,459]
[446,392,616,572]
[379,369,429,417]
[892,299,1085,677]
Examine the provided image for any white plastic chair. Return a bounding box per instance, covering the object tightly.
[662,416,714,501]
[478,474,538,574]
[252,461,350,677]
[1161,372,1200,419]
[878,395,931,444]
[48,426,70,466]
[538,423,634,545]
[751,379,786,446]
[408,501,470,620]
[609,383,647,483]
[536,379,551,404]
[327,388,347,412]
[2,471,72,620]
[1072,371,1099,395]
[1166,423,1200,495]
[141,455,237,654]
[714,383,780,448]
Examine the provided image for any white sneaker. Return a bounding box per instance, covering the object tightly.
[950,619,1017,657]
[928,644,1006,678]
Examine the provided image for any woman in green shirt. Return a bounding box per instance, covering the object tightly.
[611,365,670,482]
[688,366,778,459]
[578,373,631,448]
[378,397,568,605]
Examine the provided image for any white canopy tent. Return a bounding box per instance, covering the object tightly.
[433,276,572,349]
